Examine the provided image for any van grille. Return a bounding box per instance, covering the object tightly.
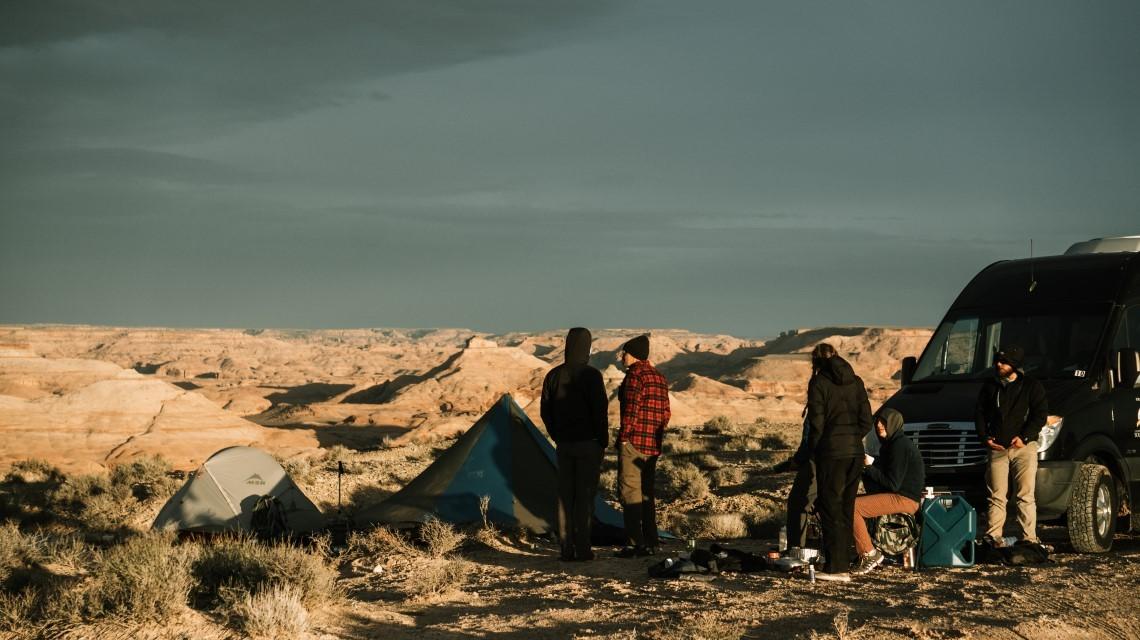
[903,422,987,468]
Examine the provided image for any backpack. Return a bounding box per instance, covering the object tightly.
[250,495,288,540]
[873,513,920,556]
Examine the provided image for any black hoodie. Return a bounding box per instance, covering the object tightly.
[863,407,925,502]
[540,328,609,447]
[807,355,873,459]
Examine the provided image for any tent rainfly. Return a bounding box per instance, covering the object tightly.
[152,446,324,533]
[355,395,627,544]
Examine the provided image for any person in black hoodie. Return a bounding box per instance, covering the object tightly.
[807,343,874,581]
[975,344,1048,545]
[850,406,924,575]
[540,327,609,561]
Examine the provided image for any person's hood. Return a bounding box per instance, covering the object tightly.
[875,406,905,441]
[564,327,592,366]
[817,355,857,386]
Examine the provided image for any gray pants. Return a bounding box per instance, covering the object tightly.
[786,459,817,548]
[556,440,604,557]
[618,441,659,548]
[985,441,1039,542]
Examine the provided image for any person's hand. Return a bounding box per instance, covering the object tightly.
[1009,436,1025,449]
[986,438,1005,451]
[864,454,875,466]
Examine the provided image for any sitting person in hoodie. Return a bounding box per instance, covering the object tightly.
[540,327,609,562]
[850,406,925,576]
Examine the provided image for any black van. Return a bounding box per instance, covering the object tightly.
[881,238,1140,552]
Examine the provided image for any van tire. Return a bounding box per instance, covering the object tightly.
[1067,463,1116,553]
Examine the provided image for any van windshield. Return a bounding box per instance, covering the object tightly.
[912,309,1109,382]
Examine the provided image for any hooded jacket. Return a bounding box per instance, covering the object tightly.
[863,407,925,502]
[807,355,873,459]
[540,328,609,447]
[974,370,1048,447]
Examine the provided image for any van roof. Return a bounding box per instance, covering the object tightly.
[951,252,1139,310]
[1064,236,1140,255]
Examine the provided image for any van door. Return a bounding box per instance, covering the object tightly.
[1109,306,1140,480]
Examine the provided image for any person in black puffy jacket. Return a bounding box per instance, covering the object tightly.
[807,343,874,581]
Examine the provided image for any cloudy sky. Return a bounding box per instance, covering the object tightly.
[1,1,1137,337]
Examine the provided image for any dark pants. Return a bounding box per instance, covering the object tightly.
[815,455,862,574]
[556,440,603,558]
[786,458,817,549]
[618,441,659,548]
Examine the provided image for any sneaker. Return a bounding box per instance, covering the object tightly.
[851,550,885,575]
[815,572,852,583]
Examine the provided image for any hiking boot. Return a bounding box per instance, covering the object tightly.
[851,550,885,576]
[815,572,852,583]
[616,545,652,558]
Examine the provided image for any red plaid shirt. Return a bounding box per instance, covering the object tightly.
[619,360,671,456]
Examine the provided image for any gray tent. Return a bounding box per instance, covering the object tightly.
[152,446,324,533]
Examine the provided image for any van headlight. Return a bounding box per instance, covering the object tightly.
[1037,416,1063,458]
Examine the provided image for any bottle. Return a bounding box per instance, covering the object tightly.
[778,525,788,552]
[924,486,935,500]
[903,547,916,570]
[808,564,816,583]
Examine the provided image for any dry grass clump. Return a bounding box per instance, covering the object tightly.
[645,610,747,640]
[321,445,362,474]
[723,436,761,452]
[224,584,310,640]
[664,438,708,455]
[82,532,193,623]
[691,513,748,540]
[108,455,180,501]
[598,468,619,503]
[658,461,710,502]
[419,518,465,558]
[4,459,65,485]
[50,473,132,531]
[402,558,472,600]
[192,537,338,609]
[759,433,791,450]
[276,454,315,484]
[701,415,734,434]
[347,526,417,560]
[690,454,722,470]
[709,467,745,489]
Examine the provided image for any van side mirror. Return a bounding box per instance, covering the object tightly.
[1117,348,1140,389]
[900,356,917,387]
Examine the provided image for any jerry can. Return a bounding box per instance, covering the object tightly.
[919,494,976,567]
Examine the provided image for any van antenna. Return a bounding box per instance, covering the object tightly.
[1028,238,1037,293]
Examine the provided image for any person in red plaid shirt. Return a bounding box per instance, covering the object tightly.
[615,334,671,557]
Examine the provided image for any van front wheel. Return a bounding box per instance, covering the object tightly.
[1067,463,1116,553]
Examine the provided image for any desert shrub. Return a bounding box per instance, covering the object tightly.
[759,434,790,450]
[225,584,310,639]
[192,538,338,609]
[709,467,745,489]
[4,459,64,485]
[724,436,760,452]
[664,438,707,455]
[49,474,132,531]
[742,500,785,538]
[702,415,733,434]
[109,455,179,501]
[277,455,315,484]
[419,518,464,558]
[645,611,746,640]
[659,462,710,502]
[402,558,471,599]
[80,532,192,623]
[348,526,417,560]
[321,445,361,474]
[692,513,748,540]
[598,468,619,502]
[690,454,722,470]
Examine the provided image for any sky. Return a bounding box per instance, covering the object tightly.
[1,1,1137,338]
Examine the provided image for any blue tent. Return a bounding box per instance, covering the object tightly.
[356,395,627,544]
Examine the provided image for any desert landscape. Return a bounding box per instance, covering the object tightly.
[1,324,1139,640]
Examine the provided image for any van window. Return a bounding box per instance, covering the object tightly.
[913,310,1109,382]
[1110,306,1140,351]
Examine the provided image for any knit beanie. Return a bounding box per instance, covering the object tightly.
[623,334,650,361]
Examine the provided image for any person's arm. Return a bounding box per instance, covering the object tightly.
[807,377,826,453]
[863,440,908,493]
[540,369,556,439]
[585,368,609,448]
[1022,379,1049,443]
[975,385,990,444]
[856,380,873,438]
[620,369,643,441]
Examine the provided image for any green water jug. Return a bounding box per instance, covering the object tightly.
[919,495,976,567]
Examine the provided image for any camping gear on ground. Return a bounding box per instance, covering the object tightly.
[977,538,1053,566]
[153,446,324,534]
[872,512,921,557]
[783,547,820,563]
[918,494,976,567]
[355,395,632,544]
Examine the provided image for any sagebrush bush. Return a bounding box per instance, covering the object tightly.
[50,474,132,531]
[693,513,748,540]
[277,455,315,484]
[225,584,310,639]
[759,434,791,450]
[702,415,734,434]
[659,462,710,502]
[724,436,760,452]
[109,455,179,500]
[419,518,464,558]
[4,459,64,485]
[402,559,471,599]
[664,439,707,455]
[192,538,338,609]
[81,532,192,623]
[690,454,722,470]
[709,467,745,488]
[348,526,417,560]
[321,445,361,474]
